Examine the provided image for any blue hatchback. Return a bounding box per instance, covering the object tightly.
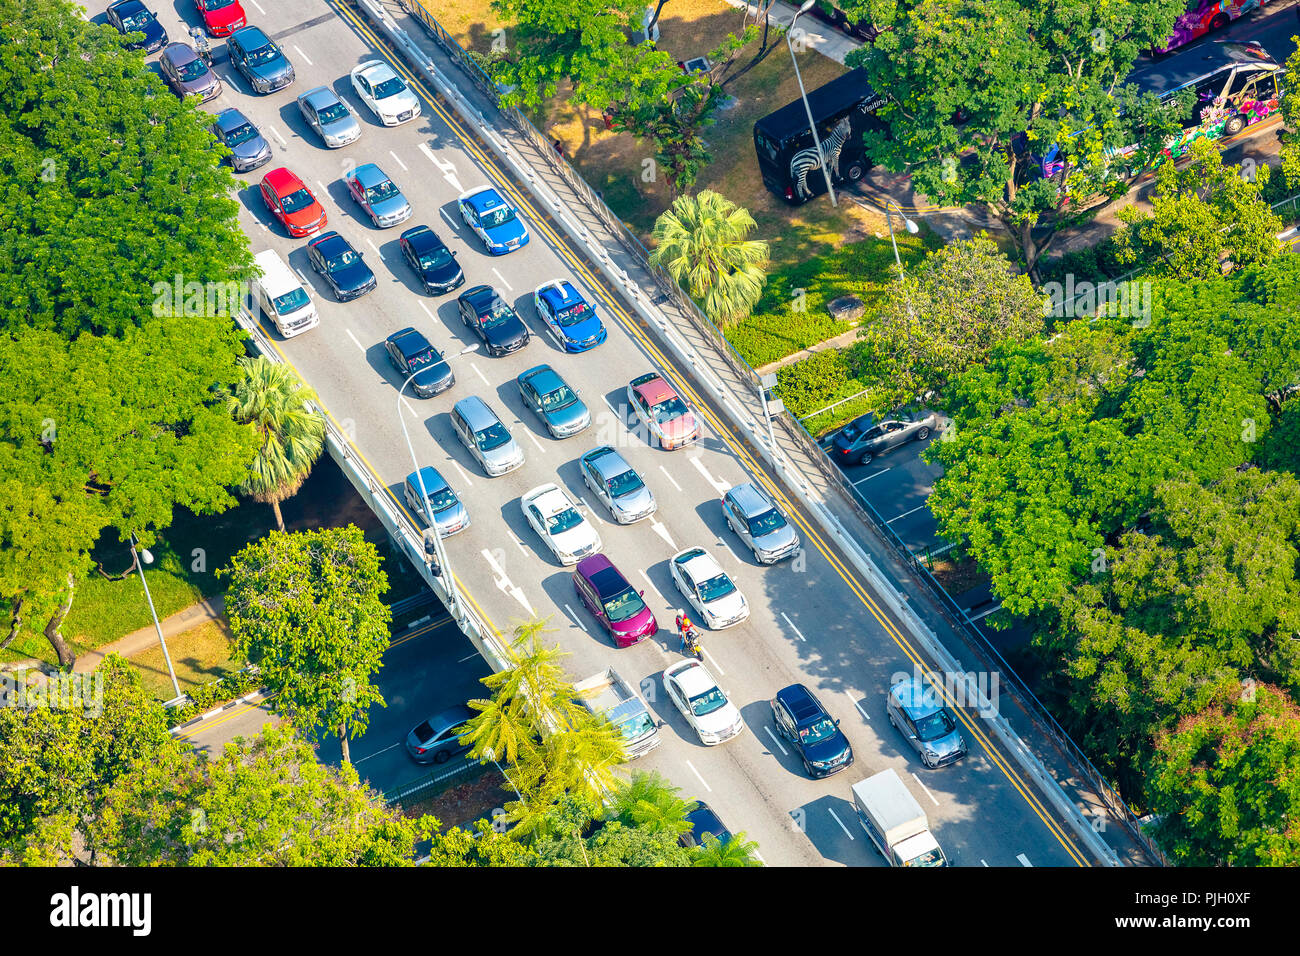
[457,185,529,255]
[532,280,606,353]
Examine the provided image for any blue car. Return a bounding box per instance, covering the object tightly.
[516,365,590,439]
[402,467,469,537]
[532,280,606,353]
[306,231,376,302]
[346,163,413,229]
[106,0,168,53]
[457,185,529,255]
[227,25,295,94]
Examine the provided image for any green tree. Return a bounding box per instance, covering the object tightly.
[1115,137,1284,280]
[649,191,769,327]
[1278,38,1300,192]
[220,527,391,765]
[225,356,326,533]
[530,792,693,866]
[694,830,763,866]
[612,771,696,838]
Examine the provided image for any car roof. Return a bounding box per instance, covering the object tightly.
[352,163,386,187]
[400,224,439,250]
[231,24,270,43]
[453,395,499,430]
[263,167,303,192]
[110,0,147,12]
[520,365,564,393]
[670,660,718,697]
[775,683,824,724]
[575,552,614,580]
[584,445,629,478]
[388,327,432,356]
[357,59,397,83]
[727,482,772,518]
[633,375,677,406]
[524,484,570,515]
[300,85,342,108]
[164,42,198,63]
[537,281,581,310]
[684,802,727,837]
[674,548,722,581]
[889,678,945,720]
[215,108,252,133]
[424,704,475,734]
[463,186,506,214]
[406,466,449,494]
[309,231,348,254]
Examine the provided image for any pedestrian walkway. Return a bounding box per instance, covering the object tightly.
[755,324,863,375]
[719,0,864,65]
[72,594,226,675]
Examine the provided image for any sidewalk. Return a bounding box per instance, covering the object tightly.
[719,0,863,65]
[72,594,226,675]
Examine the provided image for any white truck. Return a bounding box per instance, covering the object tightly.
[851,768,947,867]
[574,667,660,758]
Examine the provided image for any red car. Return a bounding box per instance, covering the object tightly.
[626,372,700,451]
[573,554,658,648]
[194,0,246,37]
[259,168,327,239]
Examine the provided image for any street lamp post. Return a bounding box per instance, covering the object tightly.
[884,199,920,358]
[130,533,182,702]
[786,0,837,206]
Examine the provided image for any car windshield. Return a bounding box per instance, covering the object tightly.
[901,847,945,868]
[225,122,259,145]
[317,102,349,124]
[688,686,728,717]
[474,423,511,451]
[280,188,315,213]
[479,303,514,328]
[747,507,787,536]
[603,586,645,623]
[544,507,583,534]
[555,302,590,326]
[406,348,436,368]
[121,11,152,29]
[246,42,281,66]
[616,712,655,741]
[914,709,956,741]
[840,418,870,441]
[652,397,689,424]
[373,76,407,99]
[480,205,516,229]
[418,246,453,270]
[798,716,837,746]
[697,572,735,603]
[426,487,458,513]
[177,59,208,81]
[366,181,399,204]
[606,466,643,498]
[539,384,577,412]
[271,288,309,316]
[208,0,238,10]
[325,249,359,271]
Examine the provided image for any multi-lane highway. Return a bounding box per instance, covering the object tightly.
[87,0,1097,866]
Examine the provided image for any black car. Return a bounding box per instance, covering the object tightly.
[306,231,376,301]
[106,0,168,52]
[679,801,732,849]
[386,327,454,398]
[770,683,854,778]
[404,704,474,764]
[457,284,528,357]
[399,225,464,295]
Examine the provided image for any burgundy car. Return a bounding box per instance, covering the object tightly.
[573,554,658,648]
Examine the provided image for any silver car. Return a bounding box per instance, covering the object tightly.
[450,396,524,477]
[722,482,800,564]
[296,86,361,148]
[210,107,271,172]
[885,677,967,769]
[829,409,939,466]
[579,446,656,524]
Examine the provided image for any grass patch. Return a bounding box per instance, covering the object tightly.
[128,618,240,702]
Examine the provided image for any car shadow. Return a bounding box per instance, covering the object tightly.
[497,497,558,568]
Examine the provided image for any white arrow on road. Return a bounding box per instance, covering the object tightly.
[650,519,675,550]
[689,454,730,495]
[419,143,464,194]
[481,548,533,616]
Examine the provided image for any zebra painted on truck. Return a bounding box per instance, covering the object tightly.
[789,116,853,202]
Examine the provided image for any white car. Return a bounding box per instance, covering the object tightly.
[520,483,602,566]
[669,547,749,629]
[350,60,421,126]
[663,659,745,746]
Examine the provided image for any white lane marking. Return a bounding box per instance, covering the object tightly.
[294,267,311,286]
[525,430,545,453]
[967,603,1003,622]
[457,652,480,662]
[564,603,589,633]
[649,519,675,550]
[1017,853,1033,867]
[911,773,940,807]
[827,807,854,839]
[752,849,766,865]
[689,454,731,494]
[491,267,514,291]
[257,221,269,232]
[844,691,870,721]
[763,726,788,756]
[440,208,460,231]
[981,859,989,866]
[470,362,490,386]
[510,534,528,557]
[658,466,682,492]
[401,398,418,418]
[684,759,711,793]
[417,301,436,323]
[638,569,668,606]
[853,468,891,485]
[388,149,408,171]
[267,125,287,146]
[365,237,384,260]
[449,460,474,487]
[316,179,328,195]
[419,143,464,193]
[345,328,366,353]
[780,611,806,643]
[292,46,312,67]
[578,496,604,524]
[701,645,724,676]
[248,0,265,13]
[481,548,533,616]
[354,741,401,764]
[601,394,625,420]
[887,504,928,524]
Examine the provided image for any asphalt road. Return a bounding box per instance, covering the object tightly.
[86,0,1112,867]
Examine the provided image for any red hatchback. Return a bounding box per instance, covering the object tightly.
[259,168,327,239]
[573,554,658,648]
[194,0,246,36]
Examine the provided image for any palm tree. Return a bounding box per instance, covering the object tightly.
[649,190,769,328]
[693,830,762,867]
[614,771,696,837]
[226,356,325,532]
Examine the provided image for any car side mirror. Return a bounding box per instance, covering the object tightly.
[835,719,841,727]
[639,590,645,596]
[452,250,458,256]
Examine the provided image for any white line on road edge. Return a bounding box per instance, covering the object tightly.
[267,125,287,146]
[417,301,436,323]
[491,267,514,290]
[354,741,401,764]
[684,759,712,792]
[1017,853,1034,867]
[345,328,366,353]
[292,46,313,66]
[844,690,870,721]
[365,237,384,259]
[658,465,683,492]
[780,611,806,643]
[449,460,474,487]
[525,430,545,452]
[471,362,490,386]
[763,725,789,756]
[827,807,854,839]
[388,149,409,171]
[852,468,891,485]
[440,208,459,231]
[911,772,940,807]
[886,504,928,524]
[456,652,481,663]
[563,603,589,633]
[967,603,1003,622]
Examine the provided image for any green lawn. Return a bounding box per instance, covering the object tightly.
[129,618,240,702]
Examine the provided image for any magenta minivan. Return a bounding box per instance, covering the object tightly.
[573,554,658,648]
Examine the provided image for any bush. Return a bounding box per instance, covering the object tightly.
[167,667,260,727]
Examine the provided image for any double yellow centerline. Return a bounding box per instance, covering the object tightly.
[325,0,1091,865]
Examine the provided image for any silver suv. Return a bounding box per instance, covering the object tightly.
[450,396,524,477]
[721,483,800,564]
[885,677,967,768]
[579,446,656,523]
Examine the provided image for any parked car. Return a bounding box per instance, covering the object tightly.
[722,482,800,564]
[193,0,245,36]
[106,0,168,53]
[403,466,469,537]
[350,59,422,126]
[404,704,474,764]
[227,25,295,94]
[450,396,524,477]
[345,163,412,229]
[385,327,453,398]
[533,280,605,352]
[159,42,222,102]
[516,365,590,439]
[458,185,529,255]
[572,554,657,648]
[770,683,854,778]
[579,445,656,524]
[521,483,602,566]
[627,372,699,450]
[296,86,362,148]
[210,108,271,172]
[306,231,376,301]
[399,225,464,295]
[679,801,732,849]
[886,677,968,769]
[259,167,326,238]
[669,547,748,630]
[830,410,939,466]
[663,659,744,746]
[457,285,529,356]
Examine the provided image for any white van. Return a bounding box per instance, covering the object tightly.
[252,249,318,337]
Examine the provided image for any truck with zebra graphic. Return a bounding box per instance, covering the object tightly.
[752,67,886,204]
